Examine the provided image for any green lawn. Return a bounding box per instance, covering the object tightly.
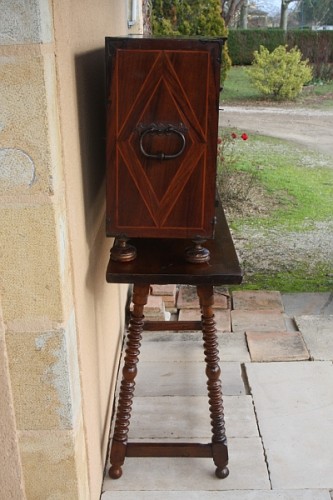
[230,135,333,230]
[217,132,333,292]
[221,66,333,108]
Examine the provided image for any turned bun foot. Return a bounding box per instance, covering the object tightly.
[110,235,137,262]
[215,466,229,479]
[185,238,210,264]
[109,465,123,479]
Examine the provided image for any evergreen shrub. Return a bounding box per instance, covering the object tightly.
[245,45,313,99]
[151,0,231,82]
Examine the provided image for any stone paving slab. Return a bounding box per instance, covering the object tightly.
[142,331,204,342]
[102,437,270,492]
[282,293,333,316]
[231,310,287,333]
[142,294,165,312]
[102,489,332,499]
[177,285,229,309]
[151,284,177,296]
[246,361,333,489]
[131,294,167,320]
[129,396,258,439]
[295,315,333,361]
[178,308,231,331]
[134,361,246,397]
[246,331,310,362]
[140,332,250,362]
[139,340,205,363]
[150,284,178,309]
[218,332,250,362]
[232,290,284,312]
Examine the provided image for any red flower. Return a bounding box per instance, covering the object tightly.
[217,137,222,144]
[241,133,248,141]
[231,132,237,139]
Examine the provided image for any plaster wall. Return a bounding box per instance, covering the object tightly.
[0,1,132,498]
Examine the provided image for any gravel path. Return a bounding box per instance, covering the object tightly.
[218,106,333,288]
[219,106,333,156]
[235,221,333,281]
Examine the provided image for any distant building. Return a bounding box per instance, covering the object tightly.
[312,25,333,31]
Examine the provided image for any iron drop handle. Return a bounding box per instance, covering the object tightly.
[139,123,186,161]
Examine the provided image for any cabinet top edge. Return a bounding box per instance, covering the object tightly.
[105,35,227,46]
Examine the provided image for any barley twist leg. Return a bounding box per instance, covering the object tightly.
[197,285,229,479]
[109,283,150,479]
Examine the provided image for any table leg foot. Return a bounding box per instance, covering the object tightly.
[109,465,123,480]
[215,466,229,479]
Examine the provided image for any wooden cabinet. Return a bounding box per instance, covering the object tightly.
[105,37,223,243]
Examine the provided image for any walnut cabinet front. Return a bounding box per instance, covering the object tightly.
[105,36,223,241]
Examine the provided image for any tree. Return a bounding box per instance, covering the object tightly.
[152,0,228,35]
[151,0,231,81]
[297,0,333,27]
[142,0,152,34]
[221,0,246,26]
[239,0,249,28]
[280,0,298,30]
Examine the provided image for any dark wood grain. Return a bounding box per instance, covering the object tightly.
[105,36,224,240]
[106,202,243,285]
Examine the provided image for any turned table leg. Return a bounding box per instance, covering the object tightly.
[109,283,150,479]
[196,285,229,479]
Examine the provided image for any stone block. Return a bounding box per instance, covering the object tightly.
[151,284,177,296]
[282,293,333,316]
[177,308,200,322]
[0,203,68,322]
[134,361,246,397]
[142,331,204,342]
[139,340,204,363]
[295,315,333,360]
[219,332,251,362]
[0,0,52,44]
[178,308,231,331]
[5,314,81,430]
[246,361,333,488]
[150,285,178,309]
[232,290,284,312]
[0,52,60,195]
[177,285,228,309]
[129,395,258,440]
[246,331,310,362]
[140,332,249,363]
[131,294,167,320]
[132,294,164,313]
[231,310,286,333]
[19,421,89,500]
[0,311,25,499]
[176,286,200,309]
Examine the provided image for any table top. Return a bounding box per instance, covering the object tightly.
[106,203,242,286]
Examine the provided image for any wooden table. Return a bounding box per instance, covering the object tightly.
[106,205,242,479]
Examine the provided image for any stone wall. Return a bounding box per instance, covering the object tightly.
[0,1,134,498]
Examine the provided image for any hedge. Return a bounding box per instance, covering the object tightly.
[227,29,333,65]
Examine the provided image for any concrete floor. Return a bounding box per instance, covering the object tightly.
[101,291,333,500]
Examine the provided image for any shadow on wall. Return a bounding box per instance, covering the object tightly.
[75,48,106,235]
